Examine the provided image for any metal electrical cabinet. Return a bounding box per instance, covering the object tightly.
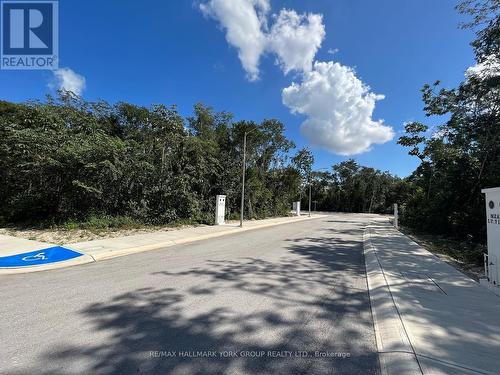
[482,187,500,286]
[215,195,226,225]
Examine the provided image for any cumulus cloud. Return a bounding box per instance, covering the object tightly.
[200,1,392,155]
[282,61,394,155]
[200,0,269,81]
[267,10,325,74]
[51,68,86,96]
[200,0,324,79]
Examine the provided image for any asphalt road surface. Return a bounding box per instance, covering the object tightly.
[0,214,380,375]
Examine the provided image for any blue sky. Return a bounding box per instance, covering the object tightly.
[0,0,476,176]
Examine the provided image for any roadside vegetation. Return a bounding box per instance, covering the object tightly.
[395,0,499,256]
[0,97,404,230]
[0,1,498,267]
[308,0,499,269]
[0,96,305,226]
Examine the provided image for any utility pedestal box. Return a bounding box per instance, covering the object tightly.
[482,187,500,286]
[293,201,301,216]
[215,195,226,225]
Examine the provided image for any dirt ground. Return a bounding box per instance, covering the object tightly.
[0,219,246,245]
[0,224,206,245]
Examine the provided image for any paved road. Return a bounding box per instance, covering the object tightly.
[0,214,380,375]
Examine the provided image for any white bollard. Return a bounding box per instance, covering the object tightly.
[394,203,399,229]
[292,201,301,216]
[215,195,226,225]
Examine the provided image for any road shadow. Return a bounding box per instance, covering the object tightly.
[14,220,380,374]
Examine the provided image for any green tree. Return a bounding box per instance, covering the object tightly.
[398,0,499,242]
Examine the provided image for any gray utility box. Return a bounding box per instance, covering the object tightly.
[482,188,500,286]
[215,195,226,225]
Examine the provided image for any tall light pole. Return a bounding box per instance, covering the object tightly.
[240,131,248,227]
[308,173,312,217]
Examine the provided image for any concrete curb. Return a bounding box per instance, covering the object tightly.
[0,253,95,275]
[363,226,423,375]
[73,215,328,262]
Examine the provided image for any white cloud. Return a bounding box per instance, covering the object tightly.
[465,54,500,80]
[282,61,394,155]
[267,10,325,74]
[199,1,325,79]
[200,0,269,81]
[51,68,86,96]
[200,2,392,156]
[431,128,448,140]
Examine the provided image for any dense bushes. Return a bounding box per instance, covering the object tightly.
[0,97,303,225]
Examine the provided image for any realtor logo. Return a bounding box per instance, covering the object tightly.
[1,0,58,69]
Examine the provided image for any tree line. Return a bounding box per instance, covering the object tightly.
[0,95,404,227]
[304,160,409,214]
[0,98,296,225]
[396,0,499,243]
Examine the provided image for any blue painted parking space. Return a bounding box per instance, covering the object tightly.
[0,246,84,268]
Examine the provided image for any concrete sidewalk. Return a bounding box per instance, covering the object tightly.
[365,219,500,375]
[0,235,60,257]
[1,214,326,274]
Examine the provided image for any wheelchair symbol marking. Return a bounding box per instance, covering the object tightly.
[22,252,48,262]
